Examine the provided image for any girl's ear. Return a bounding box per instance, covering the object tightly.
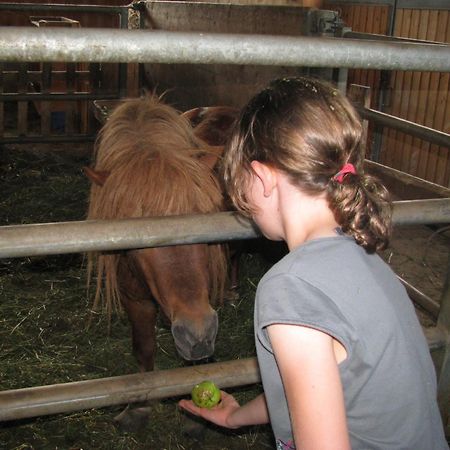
[250,160,277,197]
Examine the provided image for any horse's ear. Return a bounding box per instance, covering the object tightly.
[197,146,224,170]
[181,107,204,126]
[83,166,110,186]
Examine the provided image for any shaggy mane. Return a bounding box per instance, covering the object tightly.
[87,96,227,317]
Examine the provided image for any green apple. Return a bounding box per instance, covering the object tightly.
[191,380,221,408]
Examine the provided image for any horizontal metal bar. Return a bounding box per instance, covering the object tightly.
[0,357,260,421]
[325,0,395,5]
[1,199,449,259]
[366,160,450,199]
[0,324,445,421]
[0,212,260,259]
[343,31,446,46]
[0,2,126,14]
[0,27,449,72]
[423,327,448,352]
[0,92,118,102]
[398,275,440,318]
[392,198,450,225]
[0,134,96,144]
[397,0,450,10]
[357,107,450,148]
[325,0,450,8]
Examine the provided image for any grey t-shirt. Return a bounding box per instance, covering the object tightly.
[255,235,448,450]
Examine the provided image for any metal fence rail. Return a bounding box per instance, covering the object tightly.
[357,107,450,148]
[0,358,260,421]
[0,198,449,259]
[0,27,449,71]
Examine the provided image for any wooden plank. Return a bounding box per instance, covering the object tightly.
[40,63,51,136]
[409,9,430,175]
[423,10,443,182]
[434,10,450,187]
[381,9,403,167]
[364,6,375,98]
[400,9,420,173]
[431,72,449,186]
[17,63,28,136]
[393,9,412,170]
[418,10,439,180]
[386,9,409,170]
[65,63,76,134]
[127,63,140,98]
[352,6,364,85]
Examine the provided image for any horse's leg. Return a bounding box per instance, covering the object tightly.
[118,255,157,372]
[113,256,157,431]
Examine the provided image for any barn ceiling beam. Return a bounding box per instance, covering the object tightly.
[0,198,449,259]
[0,27,449,72]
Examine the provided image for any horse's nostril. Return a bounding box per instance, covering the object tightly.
[191,341,214,360]
[171,318,217,361]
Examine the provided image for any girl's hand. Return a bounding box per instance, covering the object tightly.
[178,390,241,429]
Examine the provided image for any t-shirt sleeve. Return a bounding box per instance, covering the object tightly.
[255,272,354,355]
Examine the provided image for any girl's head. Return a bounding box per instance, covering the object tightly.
[222,76,392,253]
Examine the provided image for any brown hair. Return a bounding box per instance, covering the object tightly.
[222,77,392,253]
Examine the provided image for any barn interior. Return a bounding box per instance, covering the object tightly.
[0,1,449,449]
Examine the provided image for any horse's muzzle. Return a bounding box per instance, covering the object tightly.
[171,311,219,361]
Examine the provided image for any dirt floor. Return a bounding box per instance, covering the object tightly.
[0,142,449,449]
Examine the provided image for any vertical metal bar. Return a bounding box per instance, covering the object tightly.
[0,63,4,137]
[118,6,129,98]
[437,253,450,432]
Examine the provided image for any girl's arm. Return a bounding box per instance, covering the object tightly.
[267,324,351,450]
[178,391,269,429]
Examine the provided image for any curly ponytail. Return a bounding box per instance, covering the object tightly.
[328,172,392,253]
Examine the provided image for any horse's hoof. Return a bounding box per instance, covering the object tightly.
[181,414,208,439]
[225,287,240,304]
[113,405,152,432]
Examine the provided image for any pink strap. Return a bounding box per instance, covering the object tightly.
[333,163,356,183]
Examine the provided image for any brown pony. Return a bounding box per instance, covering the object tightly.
[86,96,233,371]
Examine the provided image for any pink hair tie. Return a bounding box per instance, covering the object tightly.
[333,163,356,183]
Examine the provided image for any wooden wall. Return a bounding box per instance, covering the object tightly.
[324,1,450,188]
[381,8,450,187]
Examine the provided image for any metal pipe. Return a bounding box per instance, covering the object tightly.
[392,198,450,226]
[0,328,445,421]
[0,357,260,421]
[0,211,260,259]
[0,134,96,144]
[343,30,447,46]
[357,106,450,148]
[1,27,449,71]
[1,199,449,259]
[398,275,440,319]
[437,253,450,424]
[0,2,126,15]
[0,92,118,102]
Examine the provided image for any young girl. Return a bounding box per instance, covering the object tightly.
[178,77,448,449]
